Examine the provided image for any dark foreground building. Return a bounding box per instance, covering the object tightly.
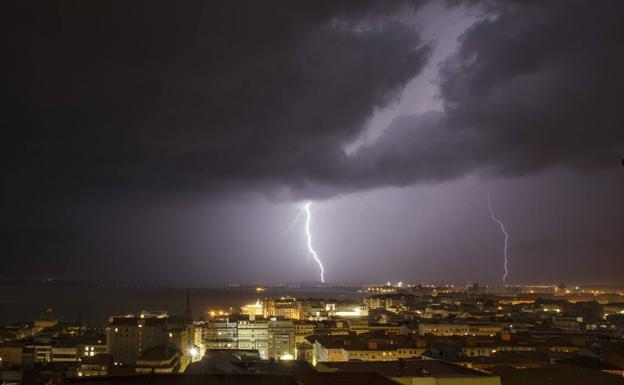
[69,372,400,385]
[490,366,624,385]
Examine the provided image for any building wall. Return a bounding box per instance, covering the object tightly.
[237,319,269,359]
[24,344,52,364]
[268,319,295,359]
[194,325,205,356]
[169,326,193,371]
[468,325,503,336]
[313,342,348,363]
[344,348,423,361]
[347,320,371,335]
[463,347,495,357]
[346,349,398,361]
[241,304,263,316]
[51,346,78,363]
[263,298,301,320]
[0,346,23,366]
[294,322,315,345]
[106,318,168,365]
[203,320,237,350]
[79,363,109,377]
[418,324,470,336]
[34,319,58,332]
[81,343,108,357]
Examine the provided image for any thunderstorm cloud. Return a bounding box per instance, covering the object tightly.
[2,0,623,283]
[3,0,623,199]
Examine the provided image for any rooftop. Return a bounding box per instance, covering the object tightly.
[321,359,494,378]
[68,372,400,385]
[137,346,179,363]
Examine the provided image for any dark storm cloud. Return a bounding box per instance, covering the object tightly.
[441,0,624,173]
[1,225,94,278]
[1,0,430,279]
[2,0,624,284]
[1,0,429,203]
[338,111,473,187]
[5,0,621,202]
[346,0,624,190]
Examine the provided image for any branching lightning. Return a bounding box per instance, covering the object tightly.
[303,202,325,283]
[487,192,510,282]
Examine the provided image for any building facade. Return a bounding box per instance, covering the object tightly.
[237,317,269,359]
[263,297,302,320]
[106,316,168,365]
[203,319,238,350]
[268,319,295,359]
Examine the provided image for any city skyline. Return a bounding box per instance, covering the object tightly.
[3,2,624,383]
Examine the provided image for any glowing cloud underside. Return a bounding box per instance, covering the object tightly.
[304,202,325,283]
[487,192,510,282]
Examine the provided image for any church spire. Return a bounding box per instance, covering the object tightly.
[184,289,192,325]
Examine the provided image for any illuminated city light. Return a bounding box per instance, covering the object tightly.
[487,192,510,282]
[188,347,199,358]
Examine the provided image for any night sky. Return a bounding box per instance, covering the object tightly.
[2,0,623,285]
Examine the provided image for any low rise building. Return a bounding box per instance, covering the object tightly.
[552,316,582,331]
[311,332,425,364]
[78,354,114,377]
[418,323,470,336]
[23,341,53,364]
[80,337,108,358]
[51,342,78,363]
[0,342,24,366]
[365,294,412,310]
[135,346,181,374]
[468,324,503,336]
[240,300,263,317]
[318,359,501,385]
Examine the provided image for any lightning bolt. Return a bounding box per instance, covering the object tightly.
[487,192,510,282]
[303,202,325,283]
